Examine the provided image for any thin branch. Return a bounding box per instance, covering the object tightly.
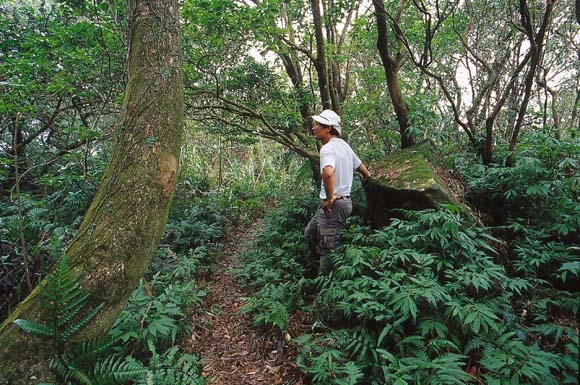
[279,35,316,61]
[13,113,33,293]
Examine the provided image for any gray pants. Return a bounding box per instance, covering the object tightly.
[305,197,352,274]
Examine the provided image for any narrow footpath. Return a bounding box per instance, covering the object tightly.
[182,221,303,385]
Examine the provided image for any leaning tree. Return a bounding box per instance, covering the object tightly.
[0,0,184,383]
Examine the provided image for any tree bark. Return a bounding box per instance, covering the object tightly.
[1,118,28,195]
[372,0,415,149]
[571,51,580,131]
[507,0,554,166]
[0,0,183,383]
[310,0,332,110]
[572,85,580,131]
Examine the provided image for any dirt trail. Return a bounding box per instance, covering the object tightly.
[182,221,303,385]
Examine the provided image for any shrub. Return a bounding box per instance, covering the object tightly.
[240,190,579,384]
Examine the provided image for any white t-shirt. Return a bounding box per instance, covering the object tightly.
[319,138,362,199]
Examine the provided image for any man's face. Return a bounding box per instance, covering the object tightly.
[312,122,329,140]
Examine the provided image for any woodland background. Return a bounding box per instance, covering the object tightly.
[0,0,578,384]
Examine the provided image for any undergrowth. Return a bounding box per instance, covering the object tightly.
[14,255,147,385]
[99,182,240,384]
[3,134,302,383]
[11,193,223,384]
[238,192,320,332]
[238,132,579,385]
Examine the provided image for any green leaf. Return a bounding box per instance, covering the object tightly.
[13,319,53,338]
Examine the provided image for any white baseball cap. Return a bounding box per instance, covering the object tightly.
[311,109,342,135]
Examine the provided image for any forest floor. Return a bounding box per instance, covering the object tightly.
[182,219,304,385]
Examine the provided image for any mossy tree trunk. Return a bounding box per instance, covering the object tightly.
[0,1,183,383]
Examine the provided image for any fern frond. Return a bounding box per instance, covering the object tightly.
[13,319,53,338]
[56,289,90,314]
[463,337,483,355]
[56,292,92,325]
[42,257,82,307]
[49,355,93,385]
[147,339,161,368]
[72,334,128,365]
[51,257,77,289]
[163,346,179,366]
[27,207,49,217]
[49,273,82,297]
[92,355,146,385]
[61,302,104,342]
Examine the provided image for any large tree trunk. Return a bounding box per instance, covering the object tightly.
[0,0,183,383]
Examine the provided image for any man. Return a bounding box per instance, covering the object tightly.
[305,109,371,274]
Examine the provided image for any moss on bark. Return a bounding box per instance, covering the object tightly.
[0,1,184,383]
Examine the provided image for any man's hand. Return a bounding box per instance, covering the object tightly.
[357,163,371,182]
[322,196,335,213]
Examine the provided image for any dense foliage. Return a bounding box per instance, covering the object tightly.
[1,0,578,383]
[14,255,147,385]
[1,2,124,319]
[6,144,291,383]
[239,132,579,385]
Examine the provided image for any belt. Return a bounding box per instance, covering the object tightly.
[322,195,350,201]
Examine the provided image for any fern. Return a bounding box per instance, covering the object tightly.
[91,355,146,385]
[480,332,562,385]
[425,353,474,384]
[134,342,205,385]
[12,318,53,338]
[240,183,579,385]
[71,335,128,367]
[15,255,103,351]
[13,255,145,385]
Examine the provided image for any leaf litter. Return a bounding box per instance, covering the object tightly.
[181,220,303,385]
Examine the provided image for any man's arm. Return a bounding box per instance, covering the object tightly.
[322,165,335,211]
[357,163,371,181]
